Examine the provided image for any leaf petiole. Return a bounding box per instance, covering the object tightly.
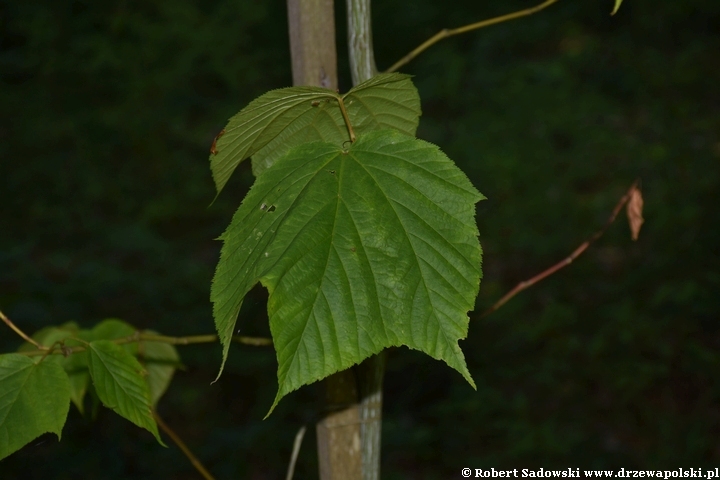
[335,95,356,142]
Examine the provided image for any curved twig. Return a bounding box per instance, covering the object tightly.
[385,0,560,73]
[480,180,641,318]
[154,410,216,480]
[285,425,307,480]
[0,310,47,350]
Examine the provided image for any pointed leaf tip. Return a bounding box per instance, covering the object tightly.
[87,341,165,446]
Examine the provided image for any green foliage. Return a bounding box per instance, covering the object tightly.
[210,73,421,191]
[212,128,483,412]
[0,354,70,460]
[2,0,719,476]
[0,319,179,459]
[87,341,164,445]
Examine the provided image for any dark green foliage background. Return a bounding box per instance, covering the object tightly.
[1,0,718,477]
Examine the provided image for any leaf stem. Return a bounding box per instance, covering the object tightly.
[16,331,272,357]
[385,0,560,73]
[480,180,641,318]
[0,310,47,350]
[285,425,307,480]
[336,96,356,142]
[153,410,216,480]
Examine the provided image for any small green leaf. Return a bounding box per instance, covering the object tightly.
[91,318,138,357]
[87,340,164,445]
[67,369,90,414]
[210,73,421,192]
[0,354,71,460]
[212,130,483,414]
[611,0,624,15]
[138,331,181,406]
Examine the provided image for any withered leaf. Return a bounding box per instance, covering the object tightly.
[626,186,644,241]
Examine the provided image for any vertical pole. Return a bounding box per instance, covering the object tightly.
[346,0,378,85]
[316,371,362,480]
[346,2,384,479]
[356,352,385,480]
[287,0,337,89]
[286,1,363,479]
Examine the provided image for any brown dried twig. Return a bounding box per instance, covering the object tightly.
[480,180,643,318]
[153,411,216,480]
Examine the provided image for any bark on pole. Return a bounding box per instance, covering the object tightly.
[286,1,363,479]
[346,1,384,479]
[287,0,337,89]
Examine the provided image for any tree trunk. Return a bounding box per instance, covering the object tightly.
[286,1,363,479]
[287,0,337,89]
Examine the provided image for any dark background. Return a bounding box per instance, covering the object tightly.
[1,0,719,478]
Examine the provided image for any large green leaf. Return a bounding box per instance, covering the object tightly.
[212,130,483,414]
[210,73,420,191]
[87,340,164,445]
[0,354,71,460]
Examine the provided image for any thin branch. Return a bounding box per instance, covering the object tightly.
[285,425,307,480]
[0,310,47,350]
[480,180,640,318]
[154,410,216,480]
[16,331,272,357]
[385,0,560,73]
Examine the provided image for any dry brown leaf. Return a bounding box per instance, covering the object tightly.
[626,186,644,240]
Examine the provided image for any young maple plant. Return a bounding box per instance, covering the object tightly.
[208,73,484,413]
[0,0,631,475]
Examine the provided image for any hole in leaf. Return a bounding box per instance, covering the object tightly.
[267,205,276,213]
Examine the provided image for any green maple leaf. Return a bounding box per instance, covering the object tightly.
[211,129,483,414]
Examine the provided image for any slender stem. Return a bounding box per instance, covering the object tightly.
[336,96,356,143]
[385,0,561,73]
[480,180,640,318]
[154,410,216,480]
[285,425,307,480]
[0,310,47,350]
[16,331,272,357]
